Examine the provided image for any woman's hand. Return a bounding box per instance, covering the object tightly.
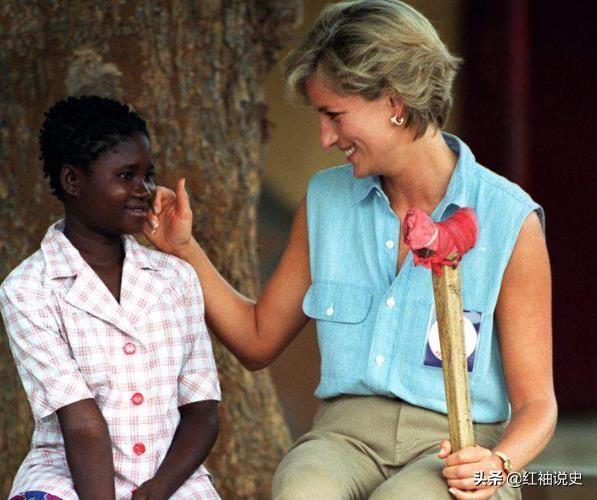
[143,178,194,255]
[439,440,506,499]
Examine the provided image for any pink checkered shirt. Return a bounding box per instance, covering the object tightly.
[0,221,221,499]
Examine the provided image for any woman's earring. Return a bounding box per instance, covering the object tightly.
[390,114,405,126]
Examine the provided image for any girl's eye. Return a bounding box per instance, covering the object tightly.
[118,171,133,181]
[326,111,340,121]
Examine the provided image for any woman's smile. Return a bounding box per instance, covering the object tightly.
[305,76,405,177]
[343,144,357,162]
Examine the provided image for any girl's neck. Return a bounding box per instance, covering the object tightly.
[63,215,124,269]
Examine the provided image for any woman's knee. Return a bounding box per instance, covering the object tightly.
[370,453,451,500]
[272,437,380,500]
[272,444,348,500]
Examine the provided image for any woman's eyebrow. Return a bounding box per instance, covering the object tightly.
[318,106,341,112]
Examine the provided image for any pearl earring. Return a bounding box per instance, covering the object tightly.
[390,115,405,126]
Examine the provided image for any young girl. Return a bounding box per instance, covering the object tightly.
[0,96,221,500]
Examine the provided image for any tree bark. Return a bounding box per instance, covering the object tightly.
[0,1,302,497]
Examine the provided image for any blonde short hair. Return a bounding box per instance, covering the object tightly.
[284,0,462,138]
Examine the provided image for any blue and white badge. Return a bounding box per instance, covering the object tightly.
[424,307,481,372]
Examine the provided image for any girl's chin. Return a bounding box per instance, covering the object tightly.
[129,223,146,235]
[119,220,145,235]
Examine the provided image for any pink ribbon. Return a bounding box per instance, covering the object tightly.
[403,207,479,275]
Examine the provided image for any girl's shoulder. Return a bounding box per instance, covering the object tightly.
[1,248,49,301]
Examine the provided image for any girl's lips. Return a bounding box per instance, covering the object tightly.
[125,206,149,217]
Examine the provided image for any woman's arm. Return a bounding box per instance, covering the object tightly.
[132,400,219,499]
[144,180,311,370]
[57,399,116,500]
[441,211,557,499]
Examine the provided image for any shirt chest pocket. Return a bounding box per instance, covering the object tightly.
[303,281,374,379]
[303,281,373,324]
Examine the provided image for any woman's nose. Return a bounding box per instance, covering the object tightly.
[319,116,338,150]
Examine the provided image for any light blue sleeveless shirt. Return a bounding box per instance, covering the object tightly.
[303,133,544,423]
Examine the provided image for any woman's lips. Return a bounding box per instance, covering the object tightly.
[344,145,357,162]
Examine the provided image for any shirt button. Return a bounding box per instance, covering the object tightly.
[385,240,395,249]
[133,442,146,455]
[385,297,396,308]
[326,306,334,316]
[375,355,385,365]
[123,342,136,355]
[131,392,144,405]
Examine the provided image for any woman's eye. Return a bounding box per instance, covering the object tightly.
[326,112,340,121]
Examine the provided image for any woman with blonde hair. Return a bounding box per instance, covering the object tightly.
[145,1,556,498]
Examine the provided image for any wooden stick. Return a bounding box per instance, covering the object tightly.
[432,260,475,451]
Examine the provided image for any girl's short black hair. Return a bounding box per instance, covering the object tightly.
[39,95,149,201]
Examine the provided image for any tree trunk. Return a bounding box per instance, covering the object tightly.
[0,1,302,497]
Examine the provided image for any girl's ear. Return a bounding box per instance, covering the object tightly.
[60,164,81,198]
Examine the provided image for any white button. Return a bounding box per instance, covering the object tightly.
[385,297,396,308]
[326,306,334,316]
[375,355,385,365]
[385,240,395,249]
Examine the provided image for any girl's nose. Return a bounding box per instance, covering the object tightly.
[133,176,154,198]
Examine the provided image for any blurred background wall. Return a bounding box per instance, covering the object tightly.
[258,1,596,498]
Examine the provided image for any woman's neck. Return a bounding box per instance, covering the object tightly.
[381,128,457,216]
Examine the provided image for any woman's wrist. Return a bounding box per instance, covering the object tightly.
[493,450,513,474]
[490,449,513,487]
[172,237,200,261]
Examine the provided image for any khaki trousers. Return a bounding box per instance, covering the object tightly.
[273,395,521,500]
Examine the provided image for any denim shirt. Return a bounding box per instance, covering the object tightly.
[303,133,543,423]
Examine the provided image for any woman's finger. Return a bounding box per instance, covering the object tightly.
[151,185,176,215]
[142,217,158,240]
[446,476,482,490]
[449,485,497,500]
[438,439,452,458]
[444,461,493,480]
[175,177,190,214]
[445,445,492,466]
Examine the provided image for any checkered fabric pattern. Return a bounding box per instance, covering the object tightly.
[1,221,221,500]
